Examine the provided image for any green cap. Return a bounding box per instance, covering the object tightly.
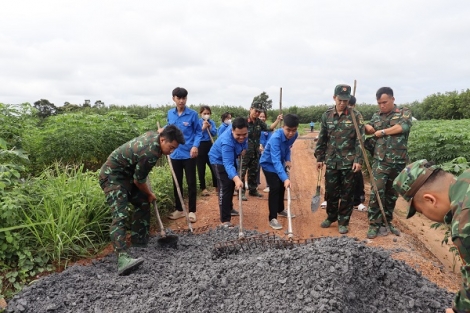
[393,159,439,218]
[334,84,351,100]
[251,101,264,110]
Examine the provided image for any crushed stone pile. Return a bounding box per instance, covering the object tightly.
[6,228,453,313]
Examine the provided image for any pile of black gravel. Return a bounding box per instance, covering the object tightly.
[6,228,453,313]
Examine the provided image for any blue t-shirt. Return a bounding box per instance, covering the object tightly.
[260,128,298,182]
[217,122,231,136]
[209,128,248,180]
[166,107,202,159]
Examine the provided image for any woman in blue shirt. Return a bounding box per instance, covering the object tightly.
[197,105,218,196]
[217,112,232,136]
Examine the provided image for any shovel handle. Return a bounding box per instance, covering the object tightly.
[238,155,244,239]
[153,200,166,238]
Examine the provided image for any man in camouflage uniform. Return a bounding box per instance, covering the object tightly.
[393,159,470,313]
[240,101,282,201]
[99,125,185,275]
[365,87,412,238]
[314,84,364,234]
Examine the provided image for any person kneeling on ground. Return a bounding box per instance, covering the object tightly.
[260,114,299,230]
[393,159,470,313]
[99,125,185,275]
[208,117,248,227]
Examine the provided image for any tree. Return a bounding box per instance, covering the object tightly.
[252,92,273,110]
[33,99,57,119]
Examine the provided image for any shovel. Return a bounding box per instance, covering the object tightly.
[153,200,178,247]
[285,166,294,239]
[238,155,245,239]
[310,166,323,212]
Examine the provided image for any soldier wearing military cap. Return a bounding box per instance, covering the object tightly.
[393,159,470,313]
[314,84,365,234]
[240,101,282,200]
[365,87,412,239]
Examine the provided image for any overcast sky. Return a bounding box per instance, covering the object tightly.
[2,1,470,109]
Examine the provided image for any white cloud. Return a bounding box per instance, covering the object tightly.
[1,0,470,108]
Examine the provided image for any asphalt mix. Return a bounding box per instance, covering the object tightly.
[6,228,453,313]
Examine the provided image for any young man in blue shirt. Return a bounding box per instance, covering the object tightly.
[209,117,248,227]
[166,87,203,223]
[260,114,299,230]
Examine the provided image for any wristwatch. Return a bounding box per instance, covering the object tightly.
[381,130,386,136]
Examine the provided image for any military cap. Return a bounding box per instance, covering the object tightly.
[251,101,264,110]
[334,84,351,100]
[393,159,440,218]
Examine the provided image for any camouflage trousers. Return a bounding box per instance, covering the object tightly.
[240,149,260,193]
[324,168,355,226]
[99,179,150,253]
[368,161,406,227]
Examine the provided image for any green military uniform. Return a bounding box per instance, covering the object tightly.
[99,131,163,252]
[394,161,470,312]
[367,106,412,228]
[315,104,364,226]
[241,102,269,195]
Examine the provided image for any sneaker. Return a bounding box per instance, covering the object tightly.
[188,212,197,223]
[367,225,379,239]
[220,221,233,228]
[168,210,185,220]
[230,209,240,216]
[263,187,270,193]
[241,193,248,201]
[278,210,296,218]
[201,189,210,196]
[269,218,282,230]
[321,201,327,209]
[117,252,144,276]
[320,219,333,228]
[338,225,349,234]
[357,204,367,212]
[233,191,238,196]
[249,190,263,198]
[389,224,401,236]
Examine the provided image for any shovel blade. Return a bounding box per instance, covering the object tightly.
[157,235,178,248]
[311,195,321,213]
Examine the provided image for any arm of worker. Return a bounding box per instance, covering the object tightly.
[353,112,365,172]
[209,119,217,136]
[268,136,290,183]
[134,180,157,203]
[450,235,470,313]
[314,114,328,169]
[373,123,403,138]
[269,114,283,131]
[190,114,202,158]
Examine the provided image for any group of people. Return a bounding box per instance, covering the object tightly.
[315,84,412,238]
[97,85,470,313]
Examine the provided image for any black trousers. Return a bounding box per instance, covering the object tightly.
[196,141,217,190]
[353,171,365,206]
[264,170,285,221]
[212,164,235,223]
[171,158,197,213]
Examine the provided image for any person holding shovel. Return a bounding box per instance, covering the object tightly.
[314,84,364,234]
[99,125,185,275]
[196,105,217,197]
[208,117,248,227]
[166,87,203,223]
[240,101,282,201]
[365,87,412,239]
[260,114,299,230]
[393,159,470,313]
